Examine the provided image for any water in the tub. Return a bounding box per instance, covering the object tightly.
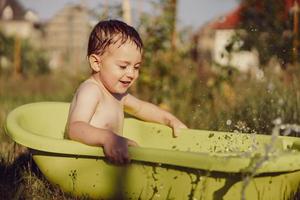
[198,116,299,157]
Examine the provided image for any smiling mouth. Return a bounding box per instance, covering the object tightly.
[119,80,131,85]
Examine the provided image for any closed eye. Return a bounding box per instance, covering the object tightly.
[119,65,127,69]
[134,64,141,70]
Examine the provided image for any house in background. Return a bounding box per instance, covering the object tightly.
[194,5,261,78]
[44,3,92,71]
[210,5,260,76]
[0,0,42,73]
[0,0,93,73]
[0,0,41,44]
[195,0,300,78]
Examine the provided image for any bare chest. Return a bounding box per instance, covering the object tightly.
[90,97,124,135]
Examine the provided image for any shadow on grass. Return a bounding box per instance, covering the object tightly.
[292,188,300,200]
[0,150,94,200]
[0,152,38,199]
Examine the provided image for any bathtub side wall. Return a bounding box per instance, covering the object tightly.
[33,154,300,200]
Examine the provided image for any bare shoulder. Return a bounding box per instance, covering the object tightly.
[76,79,104,100]
[68,80,104,125]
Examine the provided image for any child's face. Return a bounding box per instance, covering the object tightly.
[96,40,142,94]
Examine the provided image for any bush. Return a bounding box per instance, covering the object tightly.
[0,31,50,76]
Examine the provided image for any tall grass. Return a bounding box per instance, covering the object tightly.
[136,52,300,135]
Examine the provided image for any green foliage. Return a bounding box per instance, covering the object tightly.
[133,0,300,135]
[0,31,14,74]
[221,71,300,134]
[0,31,49,76]
[0,31,14,59]
[137,0,196,105]
[236,0,296,68]
[21,40,50,75]
[92,2,122,21]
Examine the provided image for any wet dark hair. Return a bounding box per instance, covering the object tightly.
[87,19,143,57]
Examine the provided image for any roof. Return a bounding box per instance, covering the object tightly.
[285,0,300,9]
[211,0,300,30]
[0,0,26,20]
[210,5,243,30]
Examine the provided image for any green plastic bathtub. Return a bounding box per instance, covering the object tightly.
[4,102,300,199]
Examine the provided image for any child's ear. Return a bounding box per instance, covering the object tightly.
[88,54,101,72]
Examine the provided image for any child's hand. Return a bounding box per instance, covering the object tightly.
[169,119,188,137]
[103,132,138,165]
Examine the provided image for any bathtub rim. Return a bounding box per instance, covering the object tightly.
[5,102,300,174]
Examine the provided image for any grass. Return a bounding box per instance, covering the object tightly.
[1,67,300,199]
[0,73,85,199]
[0,144,71,199]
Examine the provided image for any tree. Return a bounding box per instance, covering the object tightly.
[165,0,177,49]
[236,0,297,69]
[122,0,132,25]
[0,31,15,75]
[136,0,196,111]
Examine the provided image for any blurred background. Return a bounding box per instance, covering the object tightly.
[1,0,300,199]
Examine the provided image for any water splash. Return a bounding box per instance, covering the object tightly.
[240,118,300,200]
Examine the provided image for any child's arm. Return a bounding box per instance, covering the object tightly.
[124,94,187,137]
[67,83,137,164]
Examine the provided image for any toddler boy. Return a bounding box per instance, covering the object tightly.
[66,20,187,165]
